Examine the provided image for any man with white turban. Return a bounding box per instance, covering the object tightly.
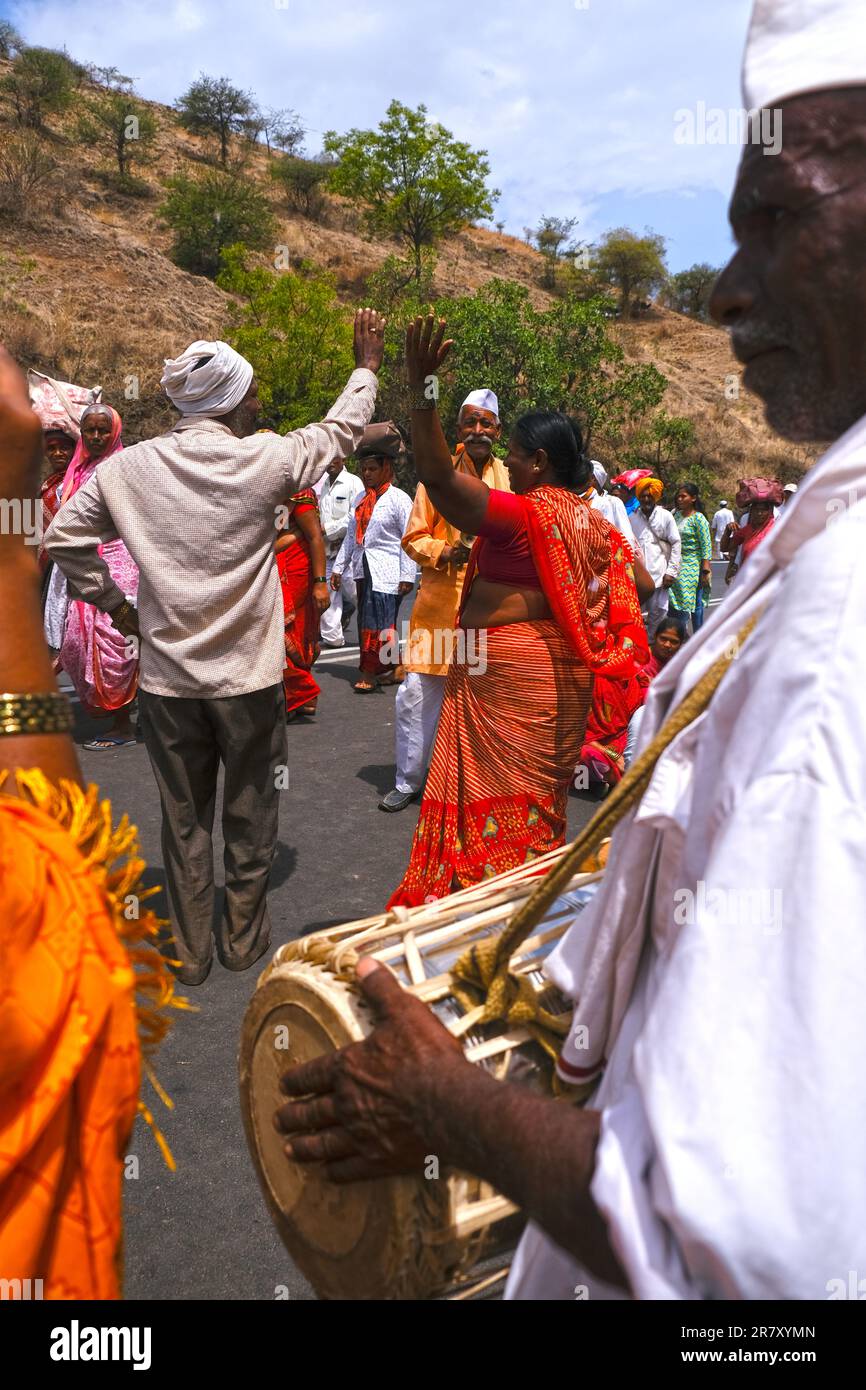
[47,311,386,984]
[273,0,866,1302]
[379,389,510,812]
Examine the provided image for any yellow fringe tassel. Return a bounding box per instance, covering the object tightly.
[2,769,194,1168]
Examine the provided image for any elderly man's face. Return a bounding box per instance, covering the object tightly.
[457,407,500,466]
[234,379,261,437]
[710,91,866,442]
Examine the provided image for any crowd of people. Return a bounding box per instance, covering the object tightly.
[2,0,865,1308]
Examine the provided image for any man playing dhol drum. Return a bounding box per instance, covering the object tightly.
[276,0,866,1298]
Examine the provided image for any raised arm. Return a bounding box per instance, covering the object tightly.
[273,309,386,495]
[405,316,491,537]
[0,347,81,790]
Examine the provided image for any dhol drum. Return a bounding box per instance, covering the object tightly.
[239,843,606,1301]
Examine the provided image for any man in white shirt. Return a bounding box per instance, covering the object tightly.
[710,497,735,556]
[47,312,385,984]
[274,2,866,1300]
[584,460,635,548]
[630,476,681,627]
[315,457,364,647]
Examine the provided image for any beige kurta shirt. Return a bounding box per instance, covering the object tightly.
[402,445,511,676]
[45,369,378,698]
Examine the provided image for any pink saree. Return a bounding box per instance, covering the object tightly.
[56,410,140,714]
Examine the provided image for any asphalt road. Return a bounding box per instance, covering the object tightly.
[71,571,730,1301]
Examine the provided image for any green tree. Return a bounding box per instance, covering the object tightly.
[666,262,721,321]
[78,86,158,178]
[622,411,697,477]
[159,172,277,278]
[175,74,256,167]
[592,227,668,320]
[324,100,498,280]
[532,214,579,289]
[216,245,354,428]
[269,155,329,219]
[546,296,667,452]
[0,20,24,59]
[2,47,77,129]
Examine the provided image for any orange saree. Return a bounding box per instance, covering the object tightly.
[388,486,647,907]
[0,773,178,1298]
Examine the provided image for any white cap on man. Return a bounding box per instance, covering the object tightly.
[783,482,798,494]
[743,0,866,111]
[591,460,608,491]
[460,389,499,420]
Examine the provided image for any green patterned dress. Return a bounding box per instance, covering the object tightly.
[669,510,712,614]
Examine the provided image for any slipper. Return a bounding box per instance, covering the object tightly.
[353,680,378,693]
[83,734,137,750]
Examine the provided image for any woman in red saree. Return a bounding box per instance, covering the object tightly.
[388,315,651,908]
[579,613,688,793]
[275,490,330,719]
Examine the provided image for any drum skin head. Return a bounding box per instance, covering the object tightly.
[238,961,455,1300]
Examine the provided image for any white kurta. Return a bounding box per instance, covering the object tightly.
[316,467,365,559]
[631,505,681,586]
[507,409,866,1300]
[589,490,635,548]
[334,486,417,593]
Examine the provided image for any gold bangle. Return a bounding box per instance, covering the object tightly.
[0,691,74,736]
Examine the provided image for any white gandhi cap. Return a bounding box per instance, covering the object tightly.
[743,0,866,112]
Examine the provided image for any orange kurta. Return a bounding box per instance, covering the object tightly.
[402,447,510,676]
[0,775,177,1299]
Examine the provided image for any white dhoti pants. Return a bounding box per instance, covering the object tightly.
[320,556,356,646]
[643,585,670,634]
[394,671,447,794]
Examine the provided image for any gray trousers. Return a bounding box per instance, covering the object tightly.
[138,684,286,972]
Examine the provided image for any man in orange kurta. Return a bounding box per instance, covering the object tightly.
[379,390,510,811]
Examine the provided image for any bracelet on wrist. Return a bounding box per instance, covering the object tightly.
[312,575,328,584]
[0,691,74,737]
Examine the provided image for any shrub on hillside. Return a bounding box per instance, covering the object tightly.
[159,171,278,278]
[0,20,24,60]
[217,244,354,429]
[0,131,59,218]
[269,155,329,220]
[1,46,77,128]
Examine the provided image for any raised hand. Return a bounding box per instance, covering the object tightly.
[353,308,387,374]
[0,346,42,557]
[404,314,454,391]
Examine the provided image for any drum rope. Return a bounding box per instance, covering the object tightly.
[450,615,760,1039]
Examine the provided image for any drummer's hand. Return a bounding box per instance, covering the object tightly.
[274,957,467,1183]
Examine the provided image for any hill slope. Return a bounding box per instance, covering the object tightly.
[0,59,816,489]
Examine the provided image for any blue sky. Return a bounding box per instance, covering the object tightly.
[3,0,755,272]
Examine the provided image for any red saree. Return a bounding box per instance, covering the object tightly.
[277,493,321,715]
[580,656,658,785]
[388,486,647,907]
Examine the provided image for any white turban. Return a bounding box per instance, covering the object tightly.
[460,388,499,421]
[161,340,255,417]
[591,460,607,491]
[743,0,866,112]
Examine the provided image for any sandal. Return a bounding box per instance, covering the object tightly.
[83,734,137,750]
[353,680,378,692]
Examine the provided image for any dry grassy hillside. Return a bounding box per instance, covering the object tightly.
[0,57,818,488]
